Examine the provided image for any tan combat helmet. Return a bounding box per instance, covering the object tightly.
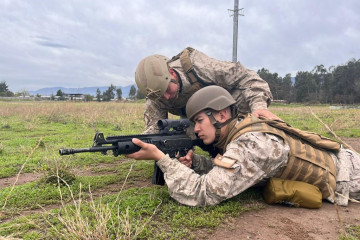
[186,85,236,143]
[135,55,172,100]
[186,85,236,120]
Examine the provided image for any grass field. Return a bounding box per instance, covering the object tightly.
[0,101,359,239]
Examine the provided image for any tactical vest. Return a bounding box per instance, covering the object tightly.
[166,47,209,116]
[225,114,340,199]
[169,47,201,85]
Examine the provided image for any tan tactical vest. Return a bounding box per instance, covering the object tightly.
[226,114,341,199]
[169,47,199,85]
[166,47,208,116]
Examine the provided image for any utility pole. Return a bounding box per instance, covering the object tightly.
[229,0,244,62]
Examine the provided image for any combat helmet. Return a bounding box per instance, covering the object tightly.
[186,85,237,143]
[135,55,172,100]
[186,85,236,119]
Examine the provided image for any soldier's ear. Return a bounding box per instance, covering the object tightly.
[218,109,229,123]
[168,68,176,77]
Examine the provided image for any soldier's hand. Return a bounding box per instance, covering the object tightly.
[126,138,165,161]
[252,109,282,121]
[177,150,194,168]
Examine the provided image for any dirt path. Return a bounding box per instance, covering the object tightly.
[209,202,360,240]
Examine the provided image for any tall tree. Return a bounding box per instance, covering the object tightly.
[310,64,333,103]
[257,68,282,100]
[102,84,116,101]
[331,59,360,104]
[96,88,102,102]
[280,74,293,102]
[116,88,122,100]
[19,89,30,98]
[128,85,137,99]
[0,81,9,93]
[0,81,14,97]
[294,71,317,102]
[56,89,65,100]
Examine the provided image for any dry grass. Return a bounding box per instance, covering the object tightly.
[0,101,146,134]
[2,102,359,132]
[43,160,161,240]
[0,101,143,120]
[270,105,360,134]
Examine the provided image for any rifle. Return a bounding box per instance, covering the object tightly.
[59,119,201,185]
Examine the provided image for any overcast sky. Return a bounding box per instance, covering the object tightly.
[1,0,359,92]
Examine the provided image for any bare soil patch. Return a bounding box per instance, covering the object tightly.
[341,137,360,153]
[0,173,40,188]
[0,159,134,189]
[209,201,360,240]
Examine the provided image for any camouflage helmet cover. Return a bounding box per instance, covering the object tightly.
[135,55,172,100]
[186,85,236,119]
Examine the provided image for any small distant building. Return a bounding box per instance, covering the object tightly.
[64,93,85,101]
[40,95,52,100]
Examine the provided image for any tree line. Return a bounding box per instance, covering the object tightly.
[93,84,145,102]
[258,58,360,104]
[54,84,145,102]
[0,82,145,102]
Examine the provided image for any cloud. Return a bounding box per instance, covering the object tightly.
[0,0,359,92]
[34,37,71,49]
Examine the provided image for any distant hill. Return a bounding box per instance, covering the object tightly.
[29,85,137,98]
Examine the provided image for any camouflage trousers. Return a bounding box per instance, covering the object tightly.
[334,148,360,206]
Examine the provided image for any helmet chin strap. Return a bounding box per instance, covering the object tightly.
[205,110,235,144]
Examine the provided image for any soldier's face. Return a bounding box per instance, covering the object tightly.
[163,82,179,100]
[193,112,216,145]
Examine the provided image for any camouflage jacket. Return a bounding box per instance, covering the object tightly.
[156,132,360,207]
[333,148,360,206]
[143,48,273,133]
[156,131,290,206]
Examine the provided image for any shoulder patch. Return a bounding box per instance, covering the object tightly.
[213,154,237,168]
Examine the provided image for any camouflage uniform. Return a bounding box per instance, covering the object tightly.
[333,148,360,205]
[143,48,272,134]
[156,131,290,206]
[156,131,360,207]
